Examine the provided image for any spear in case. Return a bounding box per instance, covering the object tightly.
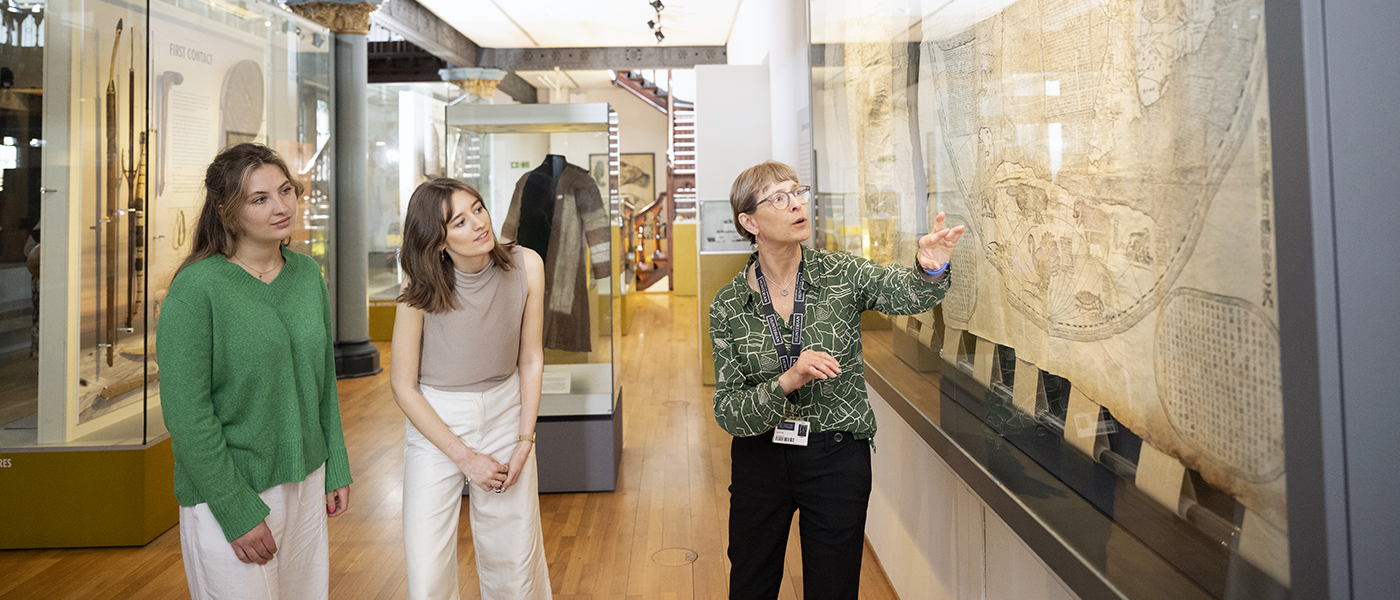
[103,19,123,367]
[125,27,147,329]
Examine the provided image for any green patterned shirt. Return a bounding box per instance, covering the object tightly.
[709,245,950,441]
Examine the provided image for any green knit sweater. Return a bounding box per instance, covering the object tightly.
[157,248,353,542]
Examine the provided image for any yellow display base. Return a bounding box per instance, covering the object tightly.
[368,299,397,342]
[612,225,631,337]
[699,252,754,386]
[0,437,178,549]
[671,222,698,297]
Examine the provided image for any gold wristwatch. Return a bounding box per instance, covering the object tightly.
[517,433,536,443]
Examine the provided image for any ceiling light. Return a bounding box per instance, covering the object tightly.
[655,28,665,42]
[647,19,656,29]
[650,1,664,11]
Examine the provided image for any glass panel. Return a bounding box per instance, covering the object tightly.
[0,0,46,443]
[59,0,155,443]
[446,103,618,415]
[366,82,462,300]
[2,0,332,450]
[811,0,1287,595]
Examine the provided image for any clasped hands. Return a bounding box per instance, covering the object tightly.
[459,441,533,494]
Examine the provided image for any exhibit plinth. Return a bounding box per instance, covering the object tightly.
[0,437,177,549]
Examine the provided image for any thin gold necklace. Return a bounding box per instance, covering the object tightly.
[231,254,282,281]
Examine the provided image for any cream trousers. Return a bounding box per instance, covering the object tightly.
[405,374,551,600]
[179,465,328,600]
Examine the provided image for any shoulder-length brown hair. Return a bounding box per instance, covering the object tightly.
[398,178,516,313]
[175,143,305,277]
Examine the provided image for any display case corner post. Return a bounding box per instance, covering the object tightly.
[1266,0,1352,597]
[37,12,79,445]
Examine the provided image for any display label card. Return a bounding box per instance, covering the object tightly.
[541,371,572,395]
[700,200,753,253]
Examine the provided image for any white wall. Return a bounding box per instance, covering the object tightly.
[582,87,670,191]
[726,0,812,183]
[489,132,549,234]
[695,64,771,201]
[866,382,1081,600]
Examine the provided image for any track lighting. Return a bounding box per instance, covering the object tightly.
[646,0,665,44]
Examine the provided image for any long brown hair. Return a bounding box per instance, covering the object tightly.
[175,143,305,277]
[398,178,516,313]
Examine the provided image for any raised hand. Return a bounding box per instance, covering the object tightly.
[916,212,966,273]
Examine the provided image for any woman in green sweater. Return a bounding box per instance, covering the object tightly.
[158,143,353,599]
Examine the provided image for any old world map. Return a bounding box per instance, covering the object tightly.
[915,0,1285,531]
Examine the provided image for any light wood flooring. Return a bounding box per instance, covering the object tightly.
[0,291,899,599]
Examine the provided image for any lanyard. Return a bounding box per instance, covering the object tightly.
[754,258,805,372]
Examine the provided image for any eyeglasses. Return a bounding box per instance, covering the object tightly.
[756,185,812,211]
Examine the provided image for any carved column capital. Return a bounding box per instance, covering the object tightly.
[449,79,503,98]
[439,67,508,100]
[288,1,378,36]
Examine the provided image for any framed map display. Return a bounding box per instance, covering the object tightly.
[592,152,655,213]
[812,0,1288,595]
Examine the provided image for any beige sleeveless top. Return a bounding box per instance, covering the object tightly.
[419,246,528,392]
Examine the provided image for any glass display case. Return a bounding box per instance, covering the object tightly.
[445,102,623,492]
[0,0,332,548]
[811,0,1289,597]
[366,82,461,302]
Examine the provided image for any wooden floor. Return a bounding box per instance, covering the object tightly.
[0,292,899,599]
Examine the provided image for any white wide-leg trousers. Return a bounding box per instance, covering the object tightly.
[404,374,551,600]
[179,464,329,600]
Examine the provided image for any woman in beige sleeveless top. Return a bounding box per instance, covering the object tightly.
[390,178,551,599]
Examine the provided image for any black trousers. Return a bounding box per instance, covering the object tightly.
[728,430,872,600]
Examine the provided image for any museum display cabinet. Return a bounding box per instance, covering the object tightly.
[0,0,333,548]
[365,82,459,303]
[363,82,461,341]
[810,0,1295,596]
[445,102,624,492]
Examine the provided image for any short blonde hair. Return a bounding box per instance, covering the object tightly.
[728,161,799,244]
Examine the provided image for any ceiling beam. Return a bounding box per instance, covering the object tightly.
[372,0,480,69]
[479,46,728,71]
[497,73,539,105]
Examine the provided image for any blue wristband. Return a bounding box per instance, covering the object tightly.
[922,260,949,277]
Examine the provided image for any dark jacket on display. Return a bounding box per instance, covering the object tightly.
[503,155,610,353]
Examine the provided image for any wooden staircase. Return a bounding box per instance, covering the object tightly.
[612,70,696,291]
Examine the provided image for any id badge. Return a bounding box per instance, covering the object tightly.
[772,419,810,446]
